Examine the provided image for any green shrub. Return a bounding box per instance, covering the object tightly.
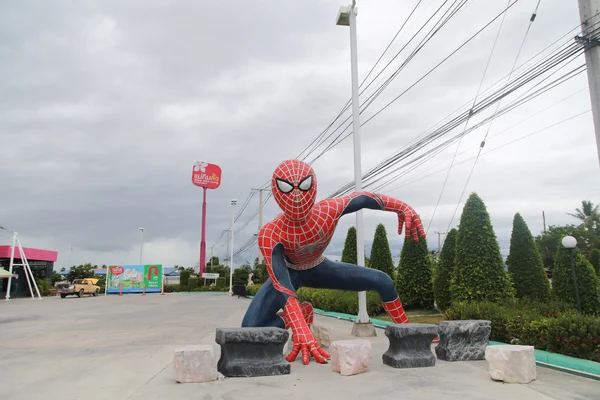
[452,193,515,303]
[433,228,457,312]
[188,277,199,290]
[35,279,52,296]
[507,213,550,301]
[246,284,262,297]
[193,285,226,292]
[297,288,384,316]
[341,226,358,265]
[589,249,600,277]
[397,232,434,309]
[370,223,395,277]
[552,247,600,314]
[216,277,227,289]
[164,284,179,293]
[180,270,191,287]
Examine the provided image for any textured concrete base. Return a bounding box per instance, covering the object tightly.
[351,322,377,337]
[215,327,290,377]
[382,323,439,369]
[435,320,491,361]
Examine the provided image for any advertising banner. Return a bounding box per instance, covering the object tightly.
[107,264,163,293]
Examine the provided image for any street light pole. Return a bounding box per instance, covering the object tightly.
[228,199,237,295]
[139,228,144,265]
[562,235,581,313]
[336,1,375,337]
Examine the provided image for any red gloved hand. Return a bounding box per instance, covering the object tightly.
[397,205,425,241]
[281,297,330,365]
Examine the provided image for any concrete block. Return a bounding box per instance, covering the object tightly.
[382,323,439,368]
[435,320,491,361]
[311,323,333,347]
[330,339,372,376]
[215,327,290,377]
[173,345,218,383]
[485,345,537,384]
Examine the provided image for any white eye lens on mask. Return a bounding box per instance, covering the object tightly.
[299,175,312,191]
[276,179,294,193]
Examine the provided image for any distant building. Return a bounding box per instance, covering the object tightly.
[0,246,58,299]
[164,267,180,284]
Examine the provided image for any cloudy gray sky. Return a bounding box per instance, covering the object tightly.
[1,0,599,270]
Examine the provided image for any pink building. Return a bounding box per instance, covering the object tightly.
[0,246,58,299]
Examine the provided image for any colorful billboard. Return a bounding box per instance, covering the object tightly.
[106,264,163,293]
[192,161,222,189]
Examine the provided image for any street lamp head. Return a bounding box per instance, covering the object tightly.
[336,5,351,26]
[231,199,237,206]
[562,235,577,249]
[139,227,144,231]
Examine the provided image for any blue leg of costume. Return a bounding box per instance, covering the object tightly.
[300,258,398,302]
[241,258,397,328]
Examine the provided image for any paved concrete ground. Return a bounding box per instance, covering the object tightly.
[1,293,598,400]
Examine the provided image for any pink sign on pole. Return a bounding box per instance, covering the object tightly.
[192,162,222,189]
[192,161,222,277]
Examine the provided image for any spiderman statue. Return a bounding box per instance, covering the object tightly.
[241,159,425,365]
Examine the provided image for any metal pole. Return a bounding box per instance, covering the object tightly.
[347,2,369,325]
[200,187,208,276]
[225,230,230,267]
[577,0,600,166]
[5,232,17,300]
[229,202,236,295]
[569,248,582,313]
[139,228,144,265]
[258,189,264,264]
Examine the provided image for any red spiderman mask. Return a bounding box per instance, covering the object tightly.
[272,160,317,221]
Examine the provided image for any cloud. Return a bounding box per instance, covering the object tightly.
[0,0,598,272]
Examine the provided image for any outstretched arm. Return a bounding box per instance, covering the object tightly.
[333,192,426,240]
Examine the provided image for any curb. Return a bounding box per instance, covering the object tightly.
[307,306,600,381]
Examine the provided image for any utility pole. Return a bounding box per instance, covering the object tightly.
[251,188,269,263]
[577,0,600,166]
[224,229,231,267]
[542,211,547,233]
[434,231,446,255]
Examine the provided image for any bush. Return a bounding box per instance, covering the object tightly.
[590,249,600,276]
[246,284,262,297]
[188,277,199,290]
[216,277,227,289]
[297,288,384,316]
[341,226,358,265]
[452,193,515,303]
[180,270,191,287]
[444,299,575,345]
[552,246,600,314]
[507,213,550,301]
[164,284,179,293]
[397,231,434,309]
[370,223,395,278]
[193,285,227,292]
[433,228,457,312]
[35,279,52,296]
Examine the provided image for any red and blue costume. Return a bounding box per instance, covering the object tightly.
[242,160,426,365]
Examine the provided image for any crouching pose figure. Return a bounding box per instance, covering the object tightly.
[242,159,425,365]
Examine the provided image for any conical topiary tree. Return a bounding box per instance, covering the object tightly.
[341,226,358,265]
[369,223,395,277]
[553,245,600,314]
[589,249,600,277]
[433,228,458,312]
[451,192,515,303]
[397,232,434,309]
[507,213,550,300]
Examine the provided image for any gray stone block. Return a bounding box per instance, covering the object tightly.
[215,327,290,377]
[435,320,491,361]
[382,323,439,368]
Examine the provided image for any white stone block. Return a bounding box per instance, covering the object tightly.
[485,345,536,384]
[311,323,333,347]
[330,339,372,376]
[174,345,218,383]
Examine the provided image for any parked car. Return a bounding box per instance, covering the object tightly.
[57,278,101,298]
